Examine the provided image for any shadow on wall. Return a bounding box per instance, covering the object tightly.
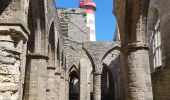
[0,0,12,14]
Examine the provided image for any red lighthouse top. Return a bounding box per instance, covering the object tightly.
[79,0,96,13]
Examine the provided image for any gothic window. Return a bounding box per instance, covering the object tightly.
[153,18,162,69]
[69,70,79,100]
[70,77,78,93]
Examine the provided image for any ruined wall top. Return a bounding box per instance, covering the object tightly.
[57,8,90,42]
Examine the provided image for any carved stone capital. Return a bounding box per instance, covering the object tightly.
[0,25,29,43]
[126,42,149,52]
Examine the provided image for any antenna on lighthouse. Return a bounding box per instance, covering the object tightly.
[79,0,96,41]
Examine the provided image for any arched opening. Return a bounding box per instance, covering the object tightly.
[48,22,55,66]
[69,69,79,100]
[101,65,114,100]
[148,7,162,71]
[27,0,34,53]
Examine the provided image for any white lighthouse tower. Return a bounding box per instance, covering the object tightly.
[79,0,96,41]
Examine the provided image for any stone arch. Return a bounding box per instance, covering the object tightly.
[101,47,122,100]
[113,5,126,45]
[113,24,121,42]
[67,64,79,75]
[48,21,55,66]
[27,0,34,53]
[101,64,115,100]
[68,65,79,100]
[101,45,120,63]
[82,47,95,72]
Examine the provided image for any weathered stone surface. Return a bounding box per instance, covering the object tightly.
[1,0,170,100]
[0,27,28,100]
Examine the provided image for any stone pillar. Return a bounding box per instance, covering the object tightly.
[93,72,101,100]
[46,66,56,100]
[59,72,65,100]
[65,78,69,100]
[24,54,48,100]
[124,45,153,100]
[122,0,153,100]
[0,26,28,99]
[79,59,88,100]
[87,82,91,100]
[54,72,61,100]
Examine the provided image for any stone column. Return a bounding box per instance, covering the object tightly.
[79,59,88,100]
[24,54,48,100]
[93,72,101,100]
[59,72,65,100]
[54,72,61,100]
[122,0,153,100]
[65,78,69,100]
[87,82,90,100]
[0,26,28,100]
[46,66,56,100]
[124,45,153,100]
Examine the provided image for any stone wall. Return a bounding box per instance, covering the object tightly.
[57,8,90,42]
[0,0,29,99]
[152,69,170,100]
[0,0,138,100]
[148,0,170,99]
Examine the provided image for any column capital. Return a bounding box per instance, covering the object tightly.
[0,24,29,42]
[124,42,149,52]
[27,53,49,60]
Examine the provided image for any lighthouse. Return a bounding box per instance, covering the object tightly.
[79,0,96,41]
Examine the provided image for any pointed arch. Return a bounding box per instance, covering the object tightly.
[48,21,55,65]
[27,0,34,53]
[101,45,120,62]
[82,47,95,72]
[68,64,79,75]
[68,65,79,100]
[101,64,115,100]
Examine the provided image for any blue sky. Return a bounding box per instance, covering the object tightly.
[55,0,116,41]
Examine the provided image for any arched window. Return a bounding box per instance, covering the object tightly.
[69,70,79,100]
[148,7,162,70]
[152,12,162,69]
[70,77,78,93]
